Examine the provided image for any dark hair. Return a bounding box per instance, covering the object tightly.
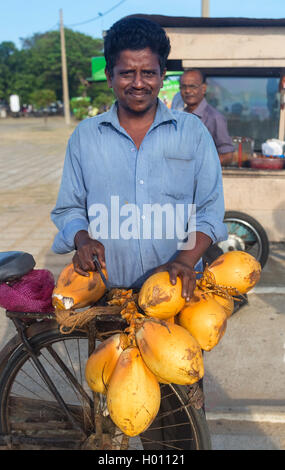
[104,17,171,76]
[180,69,207,84]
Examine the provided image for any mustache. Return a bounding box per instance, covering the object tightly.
[126,88,152,94]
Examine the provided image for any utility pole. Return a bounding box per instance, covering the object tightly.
[201,0,210,17]
[60,9,71,125]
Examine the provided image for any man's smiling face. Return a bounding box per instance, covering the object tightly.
[180,70,207,110]
[106,47,165,115]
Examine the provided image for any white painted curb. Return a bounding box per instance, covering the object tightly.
[206,407,285,423]
[248,286,285,295]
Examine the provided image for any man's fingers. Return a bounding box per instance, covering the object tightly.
[72,240,106,275]
[93,243,106,268]
[72,256,90,277]
[184,276,196,301]
[96,250,106,268]
[153,260,197,303]
[73,251,93,275]
[74,266,90,277]
[79,252,96,272]
[181,275,190,301]
[178,269,196,302]
[168,265,179,285]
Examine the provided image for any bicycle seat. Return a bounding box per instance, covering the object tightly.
[0,251,36,282]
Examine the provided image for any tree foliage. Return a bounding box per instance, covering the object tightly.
[29,89,56,109]
[88,81,115,112]
[0,41,19,99]
[0,29,113,108]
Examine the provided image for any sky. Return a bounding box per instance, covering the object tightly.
[2,0,285,48]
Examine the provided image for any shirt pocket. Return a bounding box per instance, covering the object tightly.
[162,155,194,200]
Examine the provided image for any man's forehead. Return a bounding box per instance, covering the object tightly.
[181,71,203,83]
[114,48,160,68]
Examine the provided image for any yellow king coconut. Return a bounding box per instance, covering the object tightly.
[208,250,261,294]
[189,288,234,318]
[52,262,107,310]
[107,346,161,437]
[135,320,204,385]
[138,272,186,320]
[212,292,235,318]
[166,316,175,324]
[85,333,128,394]
[178,291,227,351]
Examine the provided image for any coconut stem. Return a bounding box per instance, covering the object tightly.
[196,265,243,300]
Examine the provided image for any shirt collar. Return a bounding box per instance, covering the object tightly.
[192,98,208,119]
[153,99,178,127]
[97,99,177,132]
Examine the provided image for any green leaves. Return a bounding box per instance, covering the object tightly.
[0,29,104,104]
[29,89,57,109]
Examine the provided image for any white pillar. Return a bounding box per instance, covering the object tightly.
[201,0,210,17]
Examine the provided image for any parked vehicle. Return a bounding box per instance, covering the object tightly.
[219,211,269,269]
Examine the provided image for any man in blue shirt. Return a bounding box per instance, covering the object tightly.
[51,17,227,302]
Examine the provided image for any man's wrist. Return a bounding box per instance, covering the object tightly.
[175,251,196,269]
[74,230,90,250]
[175,232,212,268]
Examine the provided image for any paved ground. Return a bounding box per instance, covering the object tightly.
[0,116,285,450]
[0,117,75,361]
[203,243,285,449]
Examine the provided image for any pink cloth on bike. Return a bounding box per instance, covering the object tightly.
[0,269,55,313]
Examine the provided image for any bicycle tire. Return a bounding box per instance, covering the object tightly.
[0,325,211,450]
[219,210,269,268]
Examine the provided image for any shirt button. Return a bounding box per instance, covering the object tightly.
[139,179,144,185]
[141,215,146,220]
[131,148,136,152]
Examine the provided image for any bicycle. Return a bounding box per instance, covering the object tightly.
[0,251,212,450]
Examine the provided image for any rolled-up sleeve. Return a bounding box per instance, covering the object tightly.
[192,125,228,244]
[50,131,89,253]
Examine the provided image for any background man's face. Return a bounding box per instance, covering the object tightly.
[180,71,207,109]
[106,48,165,114]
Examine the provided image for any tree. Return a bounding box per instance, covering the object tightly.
[70,96,91,121]
[88,81,115,113]
[29,89,56,123]
[29,89,56,109]
[20,29,103,100]
[0,42,18,100]
[0,29,104,104]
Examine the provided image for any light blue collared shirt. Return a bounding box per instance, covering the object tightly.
[51,99,227,288]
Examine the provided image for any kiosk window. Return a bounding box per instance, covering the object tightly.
[206,77,280,151]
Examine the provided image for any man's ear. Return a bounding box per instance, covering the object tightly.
[160,68,167,88]
[105,67,113,88]
[202,83,207,96]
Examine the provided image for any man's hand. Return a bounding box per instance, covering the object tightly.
[73,230,105,277]
[219,152,233,166]
[153,232,212,302]
[154,253,196,302]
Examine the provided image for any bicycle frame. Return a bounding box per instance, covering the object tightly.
[0,311,88,446]
[0,308,211,450]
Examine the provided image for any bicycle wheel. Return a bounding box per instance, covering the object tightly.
[0,326,211,450]
[218,211,269,268]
